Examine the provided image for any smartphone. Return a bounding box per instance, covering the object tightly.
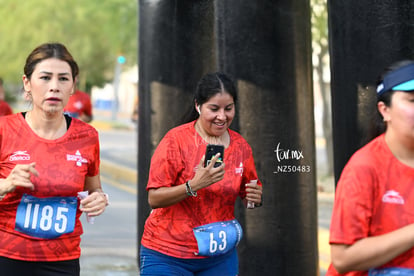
[204,144,224,168]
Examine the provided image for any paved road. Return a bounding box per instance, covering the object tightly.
[98,128,137,171]
[79,126,139,276]
[80,182,138,276]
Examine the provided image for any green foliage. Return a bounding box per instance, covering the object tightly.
[0,0,138,90]
[311,0,328,61]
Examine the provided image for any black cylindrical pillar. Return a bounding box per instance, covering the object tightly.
[138,0,216,256]
[138,1,317,274]
[328,1,414,183]
[216,1,317,275]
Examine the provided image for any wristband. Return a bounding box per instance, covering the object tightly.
[185,181,197,197]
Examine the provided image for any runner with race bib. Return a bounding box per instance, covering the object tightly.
[0,43,108,276]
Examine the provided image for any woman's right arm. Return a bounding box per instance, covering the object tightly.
[0,162,38,197]
[331,223,414,273]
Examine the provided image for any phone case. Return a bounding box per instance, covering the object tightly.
[204,144,224,167]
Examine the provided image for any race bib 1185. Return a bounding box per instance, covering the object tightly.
[15,194,78,239]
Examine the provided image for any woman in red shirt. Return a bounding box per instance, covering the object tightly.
[0,78,13,116]
[140,72,263,276]
[328,60,414,275]
[0,43,108,276]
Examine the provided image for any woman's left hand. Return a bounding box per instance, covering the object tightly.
[80,191,108,217]
[245,181,263,206]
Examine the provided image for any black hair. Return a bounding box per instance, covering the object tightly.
[181,72,237,124]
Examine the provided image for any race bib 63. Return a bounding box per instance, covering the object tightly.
[15,194,78,239]
[193,219,243,257]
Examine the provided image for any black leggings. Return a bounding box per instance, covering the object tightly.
[0,256,80,276]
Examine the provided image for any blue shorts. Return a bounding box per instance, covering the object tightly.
[139,246,239,276]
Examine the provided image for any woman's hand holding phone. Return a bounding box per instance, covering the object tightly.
[190,147,225,192]
[204,144,224,168]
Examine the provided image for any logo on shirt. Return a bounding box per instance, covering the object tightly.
[382,190,405,205]
[74,101,84,110]
[9,151,31,161]
[66,150,88,167]
[235,162,243,176]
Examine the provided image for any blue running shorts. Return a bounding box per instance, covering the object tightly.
[140,245,239,276]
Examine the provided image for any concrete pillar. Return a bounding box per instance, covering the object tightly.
[137,0,216,257]
[328,0,414,183]
[216,1,317,274]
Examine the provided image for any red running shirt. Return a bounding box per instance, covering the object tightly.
[0,113,100,261]
[141,121,261,259]
[64,90,92,118]
[0,100,12,116]
[327,134,414,275]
